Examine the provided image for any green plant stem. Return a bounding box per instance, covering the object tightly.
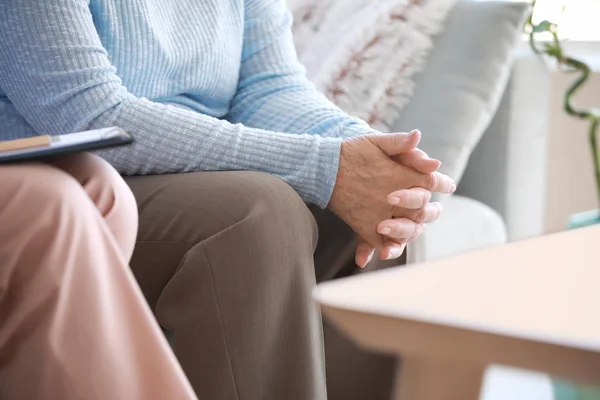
[527,5,600,207]
[561,55,600,204]
[562,56,592,119]
[589,118,600,205]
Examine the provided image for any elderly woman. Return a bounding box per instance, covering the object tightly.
[0,154,196,399]
[0,1,455,399]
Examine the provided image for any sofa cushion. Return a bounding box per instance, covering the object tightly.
[422,195,507,260]
[390,0,529,184]
[289,0,458,130]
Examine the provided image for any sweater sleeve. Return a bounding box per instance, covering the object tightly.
[0,0,341,207]
[226,0,376,139]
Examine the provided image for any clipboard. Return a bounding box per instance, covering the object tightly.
[0,127,133,164]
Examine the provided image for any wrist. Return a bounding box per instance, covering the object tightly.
[312,136,342,209]
[341,122,379,139]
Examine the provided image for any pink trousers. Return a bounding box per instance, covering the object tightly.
[0,153,197,399]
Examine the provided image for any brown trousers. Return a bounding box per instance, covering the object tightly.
[126,171,401,400]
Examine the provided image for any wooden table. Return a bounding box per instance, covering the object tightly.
[313,225,600,400]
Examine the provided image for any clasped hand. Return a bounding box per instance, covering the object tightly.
[329,130,455,268]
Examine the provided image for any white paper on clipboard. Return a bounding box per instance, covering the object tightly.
[49,127,125,148]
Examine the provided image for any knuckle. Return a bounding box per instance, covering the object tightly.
[393,133,407,145]
[389,135,405,152]
[413,224,425,238]
[414,208,427,223]
[423,173,437,189]
[402,221,416,236]
[413,223,422,235]
[390,220,408,237]
[421,190,432,207]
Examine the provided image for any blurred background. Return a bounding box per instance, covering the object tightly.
[532,0,600,233]
[298,0,600,399]
[292,0,600,263]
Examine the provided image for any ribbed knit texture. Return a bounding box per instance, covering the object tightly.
[0,0,374,207]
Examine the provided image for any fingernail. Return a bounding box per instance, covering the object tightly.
[389,197,400,205]
[409,129,421,137]
[357,256,366,268]
[379,227,391,235]
[385,249,401,260]
[449,183,456,193]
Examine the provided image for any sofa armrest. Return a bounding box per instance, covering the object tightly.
[458,49,552,241]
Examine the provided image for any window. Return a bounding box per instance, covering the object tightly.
[532,0,600,41]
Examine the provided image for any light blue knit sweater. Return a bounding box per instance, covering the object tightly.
[0,0,376,207]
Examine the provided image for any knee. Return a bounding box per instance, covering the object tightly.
[64,154,138,258]
[3,158,136,233]
[26,167,95,220]
[0,164,94,248]
[71,154,138,223]
[237,172,318,253]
